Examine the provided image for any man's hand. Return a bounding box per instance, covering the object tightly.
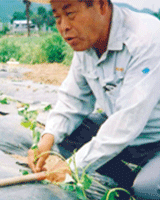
[28,134,54,173]
[45,159,71,183]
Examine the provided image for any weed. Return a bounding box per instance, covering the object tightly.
[18,103,51,150]
[0,97,8,104]
[60,152,93,200]
[0,39,21,63]
[41,33,66,63]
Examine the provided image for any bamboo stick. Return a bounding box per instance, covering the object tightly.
[0,172,46,187]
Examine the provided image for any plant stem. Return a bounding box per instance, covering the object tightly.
[82,187,88,200]
[34,150,66,163]
[106,187,131,200]
[72,152,81,184]
[45,166,69,176]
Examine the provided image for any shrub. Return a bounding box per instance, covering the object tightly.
[41,33,66,63]
[19,43,47,64]
[0,33,74,65]
[0,39,21,63]
[62,44,73,66]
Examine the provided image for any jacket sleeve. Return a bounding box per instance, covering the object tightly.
[69,37,160,173]
[43,52,96,143]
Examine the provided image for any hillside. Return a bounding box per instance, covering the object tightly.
[0,0,51,23]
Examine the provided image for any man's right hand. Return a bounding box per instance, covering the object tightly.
[28,133,54,173]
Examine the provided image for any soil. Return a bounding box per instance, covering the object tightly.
[8,63,70,86]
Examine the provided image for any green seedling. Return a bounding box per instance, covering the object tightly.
[0,97,8,104]
[44,104,52,111]
[19,169,29,175]
[41,179,51,185]
[60,151,93,200]
[18,102,54,153]
[31,149,92,199]
[0,95,17,105]
[96,108,103,114]
[18,104,41,163]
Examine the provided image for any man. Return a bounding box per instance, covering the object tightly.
[28,0,160,199]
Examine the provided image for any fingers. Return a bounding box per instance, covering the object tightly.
[36,156,46,172]
[28,149,46,173]
[28,149,72,183]
[28,133,55,173]
[28,149,37,173]
[46,160,72,183]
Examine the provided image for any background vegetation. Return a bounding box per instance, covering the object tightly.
[1,3,160,67]
[0,4,73,66]
[0,32,73,66]
[10,5,55,31]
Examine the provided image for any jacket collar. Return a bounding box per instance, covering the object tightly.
[107,4,124,51]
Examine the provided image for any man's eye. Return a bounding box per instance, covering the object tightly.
[67,12,75,17]
[54,16,60,19]
[67,12,73,15]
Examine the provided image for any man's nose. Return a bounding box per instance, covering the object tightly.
[61,16,71,33]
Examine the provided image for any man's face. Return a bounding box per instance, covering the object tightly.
[51,0,110,51]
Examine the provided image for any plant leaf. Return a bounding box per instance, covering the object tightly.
[41,179,51,184]
[32,131,41,144]
[0,98,8,104]
[19,169,29,175]
[60,183,75,192]
[75,186,87,200]
[44,104,52,111]
[31,144,38,150]
[101,190,109,200]
[82,174,92,190]
[21,121,32,128]
[30,121,37,130]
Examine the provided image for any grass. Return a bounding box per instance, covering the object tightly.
[0,32,73,66]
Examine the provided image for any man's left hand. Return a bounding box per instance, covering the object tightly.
[45,158,72,183]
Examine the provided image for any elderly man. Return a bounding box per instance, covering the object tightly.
[28,0,160,199]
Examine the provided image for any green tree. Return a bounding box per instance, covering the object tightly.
[11,11,26,23]
[46,10,56,27]
[31,6,47,30]
[0,23,10,36]
[38,6,47,19]
[31,13,44,30]
[31,6,55,31]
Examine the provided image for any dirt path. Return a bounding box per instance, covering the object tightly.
[6,63,70,86]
